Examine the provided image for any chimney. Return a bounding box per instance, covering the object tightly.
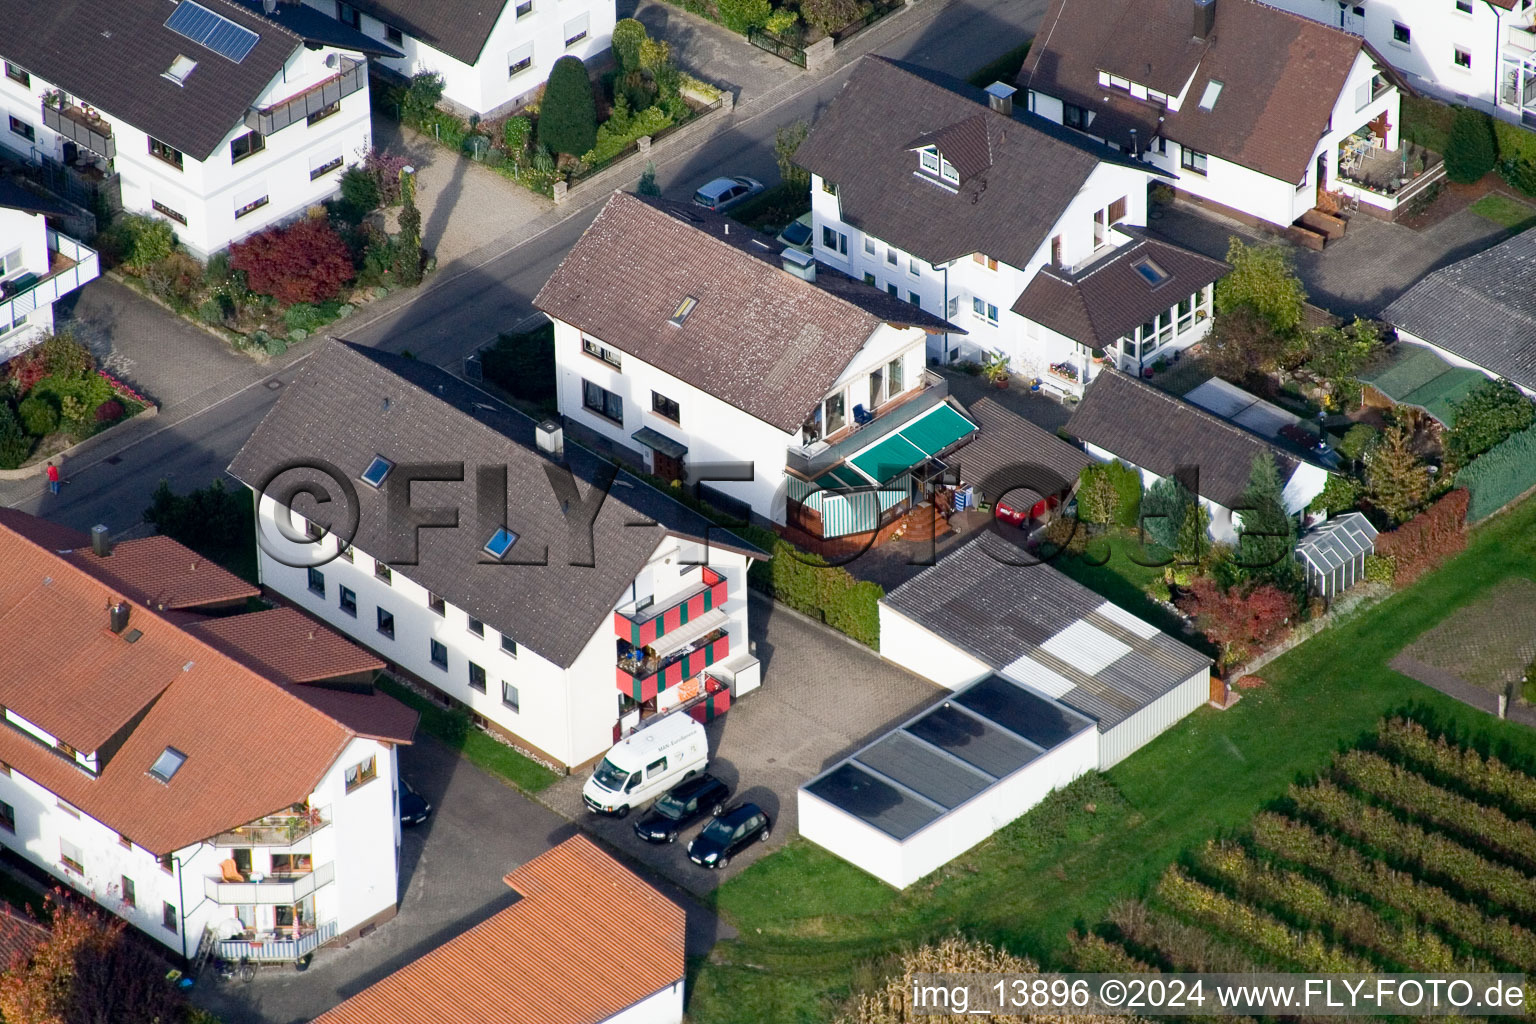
[535,419,564,458]
[781,247,817,282]
[109,600,130,634]
[90,524,111,558]
[984,81,1017,116]
[1193,0,1216,40]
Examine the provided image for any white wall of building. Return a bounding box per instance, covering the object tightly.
[877,604,991,689]
[603,981,685,1024]
[1097,667,1209,768]
[0,44,371,258]
[0,205,53,348]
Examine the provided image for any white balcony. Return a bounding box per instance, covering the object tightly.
[0,228,99,361]
[204,861,336,905]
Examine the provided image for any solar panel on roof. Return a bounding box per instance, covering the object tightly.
[953,675,1089,750]
[905,704,1040,778]
[803,763,942,840]
[165,1,260,63]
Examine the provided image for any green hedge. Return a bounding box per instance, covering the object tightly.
[749,533,883,648]
[1458,423,1536,520]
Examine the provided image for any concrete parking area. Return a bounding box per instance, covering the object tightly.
[538,590,944,895]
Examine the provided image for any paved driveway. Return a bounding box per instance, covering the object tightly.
[191,736,731,1024]
[539,591,944,895]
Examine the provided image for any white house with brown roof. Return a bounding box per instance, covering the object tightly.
[1022,0,1408,229]
[0,0,393,258]
[312,835,683,1024]
[0,510,416,964]
[536,191,983,544]
[0,179,98,362]
[794,57,1224,395]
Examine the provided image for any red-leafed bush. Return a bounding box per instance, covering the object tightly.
[1374,488,1469,586]
[1177,579,1298,670]
[229,217,355,305]
[93,399,124,423]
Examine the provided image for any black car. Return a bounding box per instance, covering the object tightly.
[399,778,432,826]
[633,774,731,844]
[687,802,770,869]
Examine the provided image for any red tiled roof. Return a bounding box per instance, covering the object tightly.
[0,508,88,551]
[0,907,49,968]
[312,836,685,1024]
[65,536,260,610]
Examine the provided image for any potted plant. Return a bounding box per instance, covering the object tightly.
[981,351,1012,389]
[1090,347,1106,365]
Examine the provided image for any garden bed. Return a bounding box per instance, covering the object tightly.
[0,333,153,472]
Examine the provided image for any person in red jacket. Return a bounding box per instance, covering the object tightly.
[45,461,60,496]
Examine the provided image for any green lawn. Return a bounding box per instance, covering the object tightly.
[685,497,1536,1024]
[376,677,560,793]
[1469,192,1536,229]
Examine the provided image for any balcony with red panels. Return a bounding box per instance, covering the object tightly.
[614,566,727,647]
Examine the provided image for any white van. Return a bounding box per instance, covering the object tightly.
[583,714,708,817]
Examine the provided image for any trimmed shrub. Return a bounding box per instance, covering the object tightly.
[230,218,355,305]
[800,0,863,34]
[400,70,445,121]
[197,297,227,326]
[106,214,176,272]
[0,403,31,470]
[337,165,381,222]
[1494,118,1536,194]
[1446,378,1535,467]
[538,56,598,158]
[1176,578,1296,670]
[1362,552,1395,583]
[1444,106,1497,184]
[93,398,125,423]
[764,8,799,35]
[753,536,882,647]
[283,303,329,333]
[1309,474,1361,516]
[717,0,772,32]
[31,373,113,430]
[1373,487,1469,584]
[1459,422,1536,520]
[502,115,532,155]
[142,478,249,554]
[611,18,648,71]
[1338,422,1379,462]
[16,394,59,436]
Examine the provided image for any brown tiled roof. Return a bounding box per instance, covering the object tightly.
[1065,370,1315,507]
[536,191,954,434]
[312,836,685,1024]
[1021,0,1382,183]
[794,57,1156,271]
[336,0,503,65]
[950,395,1092,496]
[0,907,48,968]
[0,508,87,551]
[65,536,260,611]
[906,114,993,183]
[1011,234,1228,349]
[0,512,409,854]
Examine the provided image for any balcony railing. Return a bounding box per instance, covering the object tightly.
[244,57,365,136]
[1509,24,1536,54]
[0,230,99,355]
[614,567,727,646]
[212,805,330,847]
[787,369,947,479]
[204,861,336,905]
[617,628,729,702]
[216,920,338,963]
[40,102,115,160]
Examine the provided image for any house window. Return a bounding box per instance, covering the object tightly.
[310,155,343,180]
[4,63,28,87]
[582,379,623,423]
[428,592,446,616]
[1050,235,1063,267]
[306,102,340,126]
[563,13,589,47]
[1180,147,1209,175]
[339,585,357,616]
[307,567,325,596]
[1108,196,1127,224]
[385,24,404,43]
[0,801,12,832]
[151,200,187,226]
[972,254,998,271]
[886,282,898,297]
[509,43,534,77]
[517,0,533,15]
[652,391,681,422]
[336,1,361,28]
[377,606,395,639]
[908,291,921,305]
[468,616,485,637]
[159,853,174,875]
[821,178,837,194]
[148,137,184,170]
[345,755,377,792]
[430,639,448,668]
[1064,103,1088,129]
[863,237,876,256]
[469,661,487,692]
[888,355,904,394]
[162,902,178,933]
[581,336,622,368]
[886,248,898,266]
[60,839,84,875]
[235,194,269,220]
[502,681,520,712]
[501,634,518,657]
[972,298,999,324]
[337,544,353,562]
[821,227,847,254]
[1454,47,1472,69]
[1392,22,1410,45]
[121,876,136,908]
[908,257,921,277]
[862,272,876,285]
[920,147,940,174]
[8,117,33,143]
[375,561,393,584]
[230,131,264,164]
[824,392,846,433]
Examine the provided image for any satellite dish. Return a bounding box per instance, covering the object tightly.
[325,53,339,68]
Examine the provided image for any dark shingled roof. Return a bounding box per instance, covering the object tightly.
[1021,0,1385,183]
[794,56,1159,270]
[229,341,762,669]
[1011,233,1227,349]
[0,178,75,218]
[230,0,404,58]
[949,395,1092,499]
[883,530,1211,730]
[0,0,303,162]
[331,0,504,65]
[1381,228,1536,393]
[1065,370,1319,508]
[535,191,957,434]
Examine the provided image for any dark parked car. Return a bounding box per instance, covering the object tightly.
[399,778,432,826]
[634,773,730,844]
[687,802,770,869]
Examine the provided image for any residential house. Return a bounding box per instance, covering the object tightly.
[536,190,979,546]
[311,835,684,1024]
[1065,370,1332,542]
[794,56,1223,393]
[229,340,763,770]
[1262,0,1536,126]
[0,0,396,258]
[1381,226,1536,397]
[298,0,615,117]
[0,178,98,362]
[1021,0,1413,227]
[0,509,417,964]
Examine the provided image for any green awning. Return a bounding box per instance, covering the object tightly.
[848,403,978,483]
[815,466,866,489]
[850,433,927,484]
[901,402,978,455]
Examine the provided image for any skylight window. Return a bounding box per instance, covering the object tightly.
[148,747,187,783]
[162,55,198,86]
[484,526,519,559]
[1198,79,1223,111]
[360,455,394,488]
[1131,257,1171,286]
[669,296,698,327]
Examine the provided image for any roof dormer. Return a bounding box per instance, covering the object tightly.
[906,114,992,190]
